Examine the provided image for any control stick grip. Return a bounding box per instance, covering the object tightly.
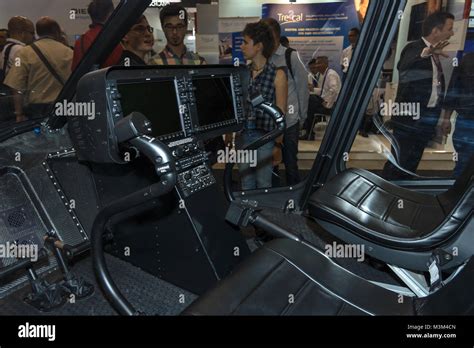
[243,98,286,151]
[250,94,285,131]
[130,136,176,177]
[224,95,286,202]
[115,112,176,178]
[114,112,153,143]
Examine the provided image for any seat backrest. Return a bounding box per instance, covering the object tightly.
[438,155,474,215]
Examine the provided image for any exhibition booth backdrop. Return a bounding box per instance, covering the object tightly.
[0,0,471,92]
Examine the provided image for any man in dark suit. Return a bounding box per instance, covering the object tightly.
[382,12,454,180]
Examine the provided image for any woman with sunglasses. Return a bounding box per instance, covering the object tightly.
[120,15,155,66]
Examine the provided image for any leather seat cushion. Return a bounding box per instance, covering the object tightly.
[183,239,414,316]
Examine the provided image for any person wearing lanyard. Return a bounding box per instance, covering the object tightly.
[4,17,73,122]
[235,21,288,190]
[0,17,35,121]
[303,56,341,140]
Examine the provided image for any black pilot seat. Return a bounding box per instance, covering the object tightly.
[184,238,474,315]
[184,160,473,316]
[307,158,474,271]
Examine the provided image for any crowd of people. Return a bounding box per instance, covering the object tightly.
[0,0,471,189]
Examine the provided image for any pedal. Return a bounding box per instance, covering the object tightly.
[62,272,94,299]
[24,268,68,312]
[44,233,94,300]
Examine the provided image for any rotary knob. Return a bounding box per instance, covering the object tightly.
[174,147,184,158]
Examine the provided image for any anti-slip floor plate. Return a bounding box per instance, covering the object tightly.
[0,167,52,297]
[0,253,197,316]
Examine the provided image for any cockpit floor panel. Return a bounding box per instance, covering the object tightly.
[0,253,197,316]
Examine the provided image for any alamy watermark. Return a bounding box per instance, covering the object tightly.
[18,322,55,342]
[54,100,96,120]
[0,242,39,262]
[380,100,420,120]
[217,148,257,167]
[325,242,365,262]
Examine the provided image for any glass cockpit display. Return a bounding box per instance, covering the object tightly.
[71,66,248,164]
[117,80,183,138]
[192,75,236,129]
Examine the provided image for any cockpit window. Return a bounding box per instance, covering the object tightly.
[0,1,202,131]
[346,1,473,181]
[0,0,371,192]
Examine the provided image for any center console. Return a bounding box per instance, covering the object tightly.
[168,138,215,198]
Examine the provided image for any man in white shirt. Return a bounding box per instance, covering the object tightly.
[0,17,35,75]
[303,56,341,140]
[0,16,35,121]
[340,28,359,79]
[5,17,73,122]
[311,56,341,109]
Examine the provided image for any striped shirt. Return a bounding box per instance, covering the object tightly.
[152,45,206,65]
[246,63,283,132]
